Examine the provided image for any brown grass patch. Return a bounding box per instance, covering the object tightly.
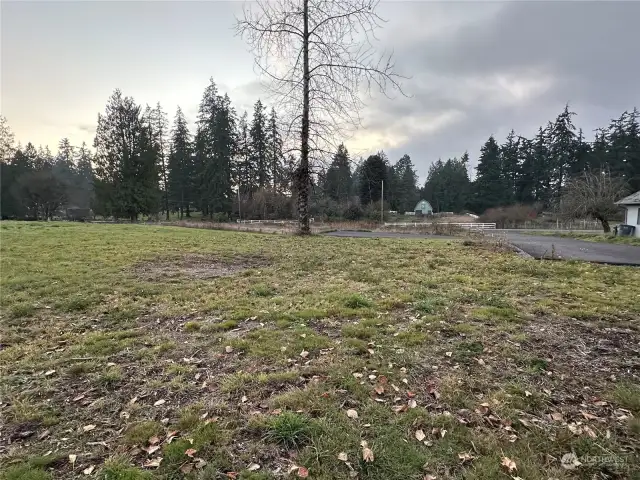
[131,253,266,281]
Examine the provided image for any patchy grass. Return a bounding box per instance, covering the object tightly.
[0,221,638,479]
[524,230,640,245]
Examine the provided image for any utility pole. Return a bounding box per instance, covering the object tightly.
[238,187,241,221]
[381,180,384,224]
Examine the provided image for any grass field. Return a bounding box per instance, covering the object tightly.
[1,222,639,480]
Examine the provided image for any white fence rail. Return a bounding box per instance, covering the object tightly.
[384,222,497,230]
[236,219,314,225]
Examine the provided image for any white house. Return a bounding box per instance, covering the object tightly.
[616,190,640,237]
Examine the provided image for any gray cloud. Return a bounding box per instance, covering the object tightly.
[358,1,640,181]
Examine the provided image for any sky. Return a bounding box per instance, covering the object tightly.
[2,0,640,180]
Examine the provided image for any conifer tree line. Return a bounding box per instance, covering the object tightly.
[424,106,640,214]
[1,101,638,220]
[0,79,290,220]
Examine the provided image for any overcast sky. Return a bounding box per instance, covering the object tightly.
[2,1,639,180]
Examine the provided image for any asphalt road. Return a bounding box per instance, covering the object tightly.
[324,230,640,265]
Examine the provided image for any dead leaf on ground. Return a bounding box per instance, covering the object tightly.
[83,466,95,475]
[458,452,474,463]
[180,464,194,474]
[297,466,309,478]
[185,448,197,457]
[300,350,309,358]
[153,399,166,407]
[337,452,348,462]
[408,399,417,409]
[374,384,384,395]
[143,457,162,468]
[82,424,96,432]
[346,409,359,419]
[561,452,582,470]
[68,454,77,466]
[415,429,426,441]
[225,346,234,353]
[501,456,517,472]
[361,440,374,462]
[247,463,260,471]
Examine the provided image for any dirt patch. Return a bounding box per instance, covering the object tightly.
[132,254,266,281]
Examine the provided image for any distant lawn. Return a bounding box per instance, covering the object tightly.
[1,222,638,479]
[524,230,640,246]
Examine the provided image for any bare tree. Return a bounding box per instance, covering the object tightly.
[237,0,404,234]
[558,171,627,232]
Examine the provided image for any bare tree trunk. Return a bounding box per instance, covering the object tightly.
[298,0,311,235]
[600,217,610,233]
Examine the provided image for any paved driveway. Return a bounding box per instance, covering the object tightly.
[324,230,640,265]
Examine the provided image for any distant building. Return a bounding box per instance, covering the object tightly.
[616,190,640,237]
[413,199,433,216]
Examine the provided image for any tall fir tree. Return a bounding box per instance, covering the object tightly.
[473,136,507,212]
[266,107,283,191]
[359,152,388,205]
[325,144,352,203]
[93,89,159,220]
[500,130,520,203]
[168,106,193,218]
[250,100,268,188]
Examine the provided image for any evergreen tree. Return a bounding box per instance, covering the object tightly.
[359,152,388,205]
[0,115,15,162]
[235,111,255,196]
[500,130,519,203]
[473,136,507,212]
[423,156,471,213]
[145,103,170,219]
[391,154,419,213]
[548,105,578,199]
[250,100,268,188]
[194,79,220,217]
[266,107,283,191]
[93,89,159,220]
[210,93,236,215]
[168,106,193,218]
[325,144,352,203]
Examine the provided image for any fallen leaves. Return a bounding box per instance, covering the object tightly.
[360,440,374,462]
[414,429,426,441]
[247,463,260,471]
[225,345,234,353]
[346,409,359,419]
[561,452,582,470]
[153,399,166,407]
[458,452,474,463]
[185,448,197,457]
[337,452,348,462]
[82,424,96,433]
[143,457,163,468]
[501,456,517,473]
[68,454,77,466]
[82,465,95,475]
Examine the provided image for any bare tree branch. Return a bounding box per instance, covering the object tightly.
[236,0,405,233]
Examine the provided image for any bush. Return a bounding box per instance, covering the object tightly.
[211,212,229,223]
[479,204,537,228]
[343,203,363,220]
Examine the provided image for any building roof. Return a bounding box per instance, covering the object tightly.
[615,190,640,205]
[414,199,433,211]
